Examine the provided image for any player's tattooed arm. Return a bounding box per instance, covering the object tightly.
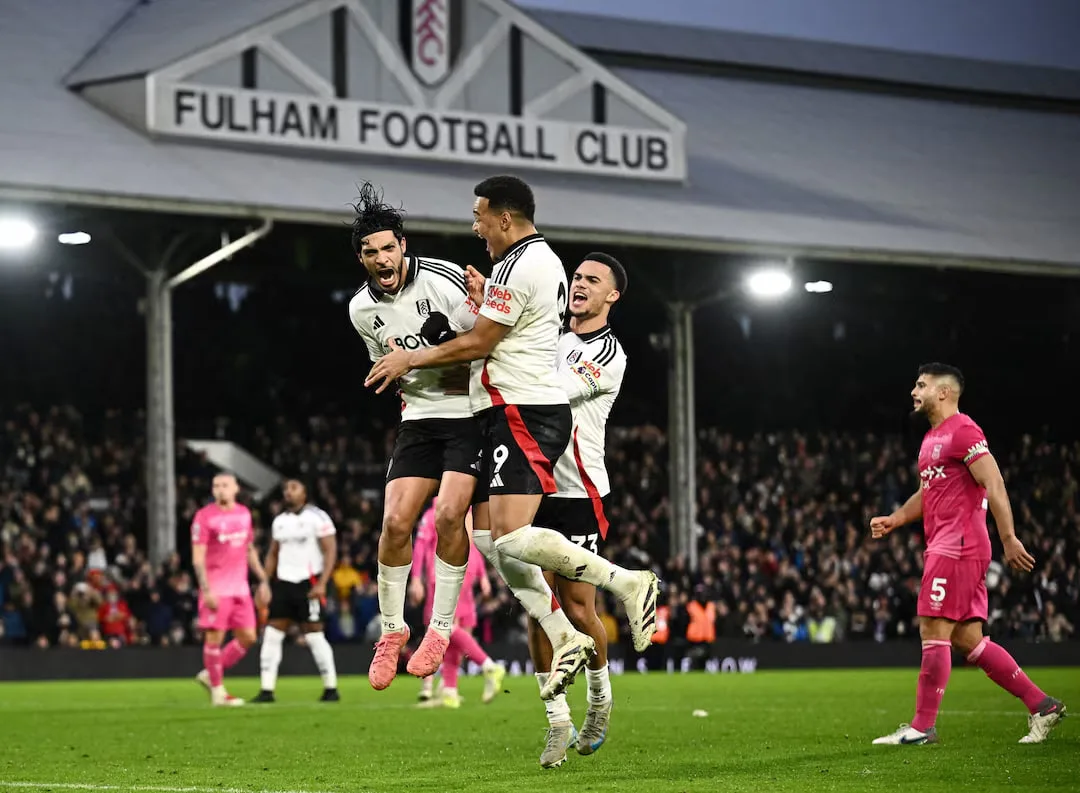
[968,454,1035,572]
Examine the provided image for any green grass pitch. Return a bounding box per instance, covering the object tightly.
[0,667,1075,793]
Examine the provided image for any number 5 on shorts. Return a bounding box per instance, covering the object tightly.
[929,577,947,603]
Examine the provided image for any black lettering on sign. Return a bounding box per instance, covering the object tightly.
[466,120,488,154]
[491,123,514,157]
[384,111,409,147]
[576,130,599,165]
[621,135,642,169]
[226,95,248,133]
[443,116,462,151]
[280,101,304,137]
[310,104,338,140]
[413,113,439,150]
[599,131,619,167]
[646,136,668,171]
[251,98,275,135]
[174,89,197,127]
[536,126,556,161]
[358,108,379,143]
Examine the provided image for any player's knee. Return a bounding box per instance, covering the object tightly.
[236,631,257,649]
[433,504,466,538]
[381,510,414,545]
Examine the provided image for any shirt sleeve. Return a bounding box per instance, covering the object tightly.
[557,345,627,405]
[191,511,208,546]
[349,303,384,362]
[314,508,336,538]
[479,268,529,327]
[954,421,990,466]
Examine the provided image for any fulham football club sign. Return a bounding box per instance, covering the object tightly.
[142,0,687,181]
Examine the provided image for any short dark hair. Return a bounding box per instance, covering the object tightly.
[350,182,405,253]
[918,362,965,393]
[583,252,628,295]
[474,175,535,223]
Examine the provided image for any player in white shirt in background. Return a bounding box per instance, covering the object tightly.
[525,253,628,767]
[347,183,485,691]
[253,477,339,702]
[366,176,658,708]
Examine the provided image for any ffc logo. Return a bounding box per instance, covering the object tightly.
[567,350,583,365]
[400,0,463,88]
[416,299,432,317]
[931,443,943,461]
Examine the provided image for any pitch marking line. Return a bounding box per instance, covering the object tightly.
[0,782,347,793]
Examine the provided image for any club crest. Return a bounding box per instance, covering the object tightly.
[400,0,463,87]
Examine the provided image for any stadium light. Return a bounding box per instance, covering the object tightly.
[58,231,92,246]
[744,268,793,300]
[804,280,834,294]
[0,217,38,252]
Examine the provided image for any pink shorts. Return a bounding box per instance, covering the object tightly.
[198,594,256,632]
[917,555,989,622]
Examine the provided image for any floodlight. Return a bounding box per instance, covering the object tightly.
[745,269,792,299]
[0,217,38,252]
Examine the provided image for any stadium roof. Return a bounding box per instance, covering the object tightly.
[2,0,1080,272]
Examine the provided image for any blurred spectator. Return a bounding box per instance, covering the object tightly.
[0,404,1077,650]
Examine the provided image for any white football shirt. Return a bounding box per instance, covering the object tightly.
[272,504,336,584]
[349,256,479,422]
[470,234,569,411]
[551,326,626,499]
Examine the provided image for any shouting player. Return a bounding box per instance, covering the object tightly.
[525,253,628,767]
[870,363,1067,745]
[253,477,339,703]
[348,183,483,690]
[192,472,271,707]
[412,499,506,708]
[366,175,658,702]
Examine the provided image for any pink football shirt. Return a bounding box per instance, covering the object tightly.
[191,503,253,596]
[413,502,487,622]
[917,413,993,561]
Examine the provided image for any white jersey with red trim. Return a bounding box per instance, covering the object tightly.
[550,326,626,499]
[469,234,570,411]
[271,504,337,584]
[349,256,479,423]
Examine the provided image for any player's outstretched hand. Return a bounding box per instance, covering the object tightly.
[365,339,415,394]
[465,265,486,307]
[1003,536,1036,572]
[869,515,898,539]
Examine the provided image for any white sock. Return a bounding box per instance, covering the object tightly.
[305,631,338,690]
[444,686,458,698]
[474,530,577,647]
[430,555,467,639]
[586,664,612,707]
[536,673,571,726]
[259,625,285,692]
[495,526,638,598]
[378,561,411,634]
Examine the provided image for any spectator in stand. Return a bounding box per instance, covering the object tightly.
[98,586,134,647]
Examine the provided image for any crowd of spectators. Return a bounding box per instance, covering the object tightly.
[1,404,1076,651]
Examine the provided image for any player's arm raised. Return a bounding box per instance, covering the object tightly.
[870,489,922,538]
[968,454,1035,572]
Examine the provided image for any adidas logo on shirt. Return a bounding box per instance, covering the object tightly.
[373,315,385,330]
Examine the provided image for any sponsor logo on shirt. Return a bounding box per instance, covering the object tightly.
[572,364,601,395]
[484,285,513,315]
[963,440,988,464]
[920,465,947,489]
[218,529,249,545]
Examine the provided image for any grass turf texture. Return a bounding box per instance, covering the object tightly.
[0,668,1076,793]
